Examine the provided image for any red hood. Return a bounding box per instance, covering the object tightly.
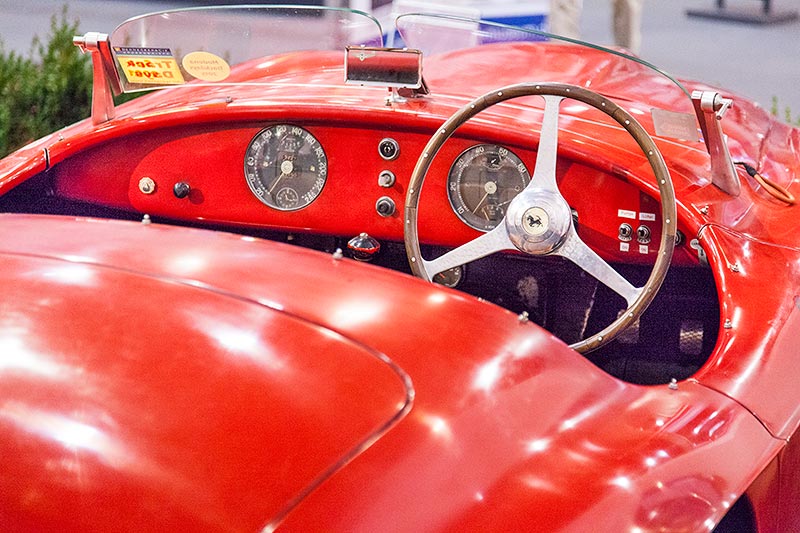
[0,216,413,531]
[0,214,781,531]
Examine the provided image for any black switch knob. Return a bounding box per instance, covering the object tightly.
[375,196,396,217]
[173,182,191,199]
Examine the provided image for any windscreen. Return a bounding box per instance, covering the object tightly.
[396,13,701,145]
[109,5,383,93]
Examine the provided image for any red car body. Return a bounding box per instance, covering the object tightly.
[0,6,798,532]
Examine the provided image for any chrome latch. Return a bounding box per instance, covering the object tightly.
[73,32,120,125]
[691,90,740,196]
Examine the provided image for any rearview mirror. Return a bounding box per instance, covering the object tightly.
[344,46,423,89]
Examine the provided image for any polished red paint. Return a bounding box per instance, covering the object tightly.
[0,215,784,531]
[0,28,799,532]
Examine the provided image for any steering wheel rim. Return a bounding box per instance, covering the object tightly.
[404,82,676,354]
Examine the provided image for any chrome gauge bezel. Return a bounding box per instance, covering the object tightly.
[244,124,328,211]
[447,143,531,231]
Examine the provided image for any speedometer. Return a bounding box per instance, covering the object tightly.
[447,144,530,231]
[244,124,328,211]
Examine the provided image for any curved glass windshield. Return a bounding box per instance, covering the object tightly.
[109,6,383,93]
[99,6,709,184]
[395,12,707,182]
[396,13,693,112]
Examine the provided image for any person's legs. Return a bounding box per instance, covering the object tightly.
[612,0,643,53]
[550,0,583,39]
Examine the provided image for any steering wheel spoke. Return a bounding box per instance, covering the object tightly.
[529,95,565,193]
[555,229,641,307]
[422,224,514,279]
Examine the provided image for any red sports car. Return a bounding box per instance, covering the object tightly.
[0,5,798,532]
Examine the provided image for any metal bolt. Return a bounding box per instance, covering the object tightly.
[668,378,678,390]
[332,248,344,260]
[141,214,152,225]
[723,319,733,329]
[518,311,530,323]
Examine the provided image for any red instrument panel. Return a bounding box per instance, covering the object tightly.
[52,120,697,266]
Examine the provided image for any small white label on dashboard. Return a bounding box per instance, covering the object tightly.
[639,245,649,254]
[620,242,630,252]
[618,209,636,219]
[639,212,656,221]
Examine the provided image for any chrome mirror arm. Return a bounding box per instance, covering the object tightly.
[73,32,120,125]
[692,90,740,196]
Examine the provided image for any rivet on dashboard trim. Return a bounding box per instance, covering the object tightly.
[332,248,343,260]
[668,378,679,390]
[138,176,156,195]
[141,214,152,225]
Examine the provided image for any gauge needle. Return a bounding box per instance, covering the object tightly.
[473,181,498,212]
[269,160,295,194]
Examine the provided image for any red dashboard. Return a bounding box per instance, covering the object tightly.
[52,120,697,267]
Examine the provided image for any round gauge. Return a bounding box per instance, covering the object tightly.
[447,144,530,231]
[244,124,328,210]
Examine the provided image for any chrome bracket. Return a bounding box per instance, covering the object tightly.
[73,32,120,125]
[692,90,740,196]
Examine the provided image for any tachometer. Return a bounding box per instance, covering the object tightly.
[244,125,328,210]
[447,144,530,231]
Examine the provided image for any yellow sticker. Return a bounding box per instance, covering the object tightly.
[182,51,231,82]
[115,47,185,85]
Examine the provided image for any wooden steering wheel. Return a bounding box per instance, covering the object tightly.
[404,83,676,353]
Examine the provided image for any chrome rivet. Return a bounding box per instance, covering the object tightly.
[138,177,156,195]
[332,248,344,260]
[723,319,733,329]
[141,214,152,225]
[518,311,529,323]
[668,378,678,390]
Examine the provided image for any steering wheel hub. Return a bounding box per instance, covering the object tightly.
[506,188,572,255]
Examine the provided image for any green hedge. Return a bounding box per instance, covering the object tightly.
[0,7,92,158]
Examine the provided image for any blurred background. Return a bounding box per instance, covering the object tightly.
[0,0,798,120]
